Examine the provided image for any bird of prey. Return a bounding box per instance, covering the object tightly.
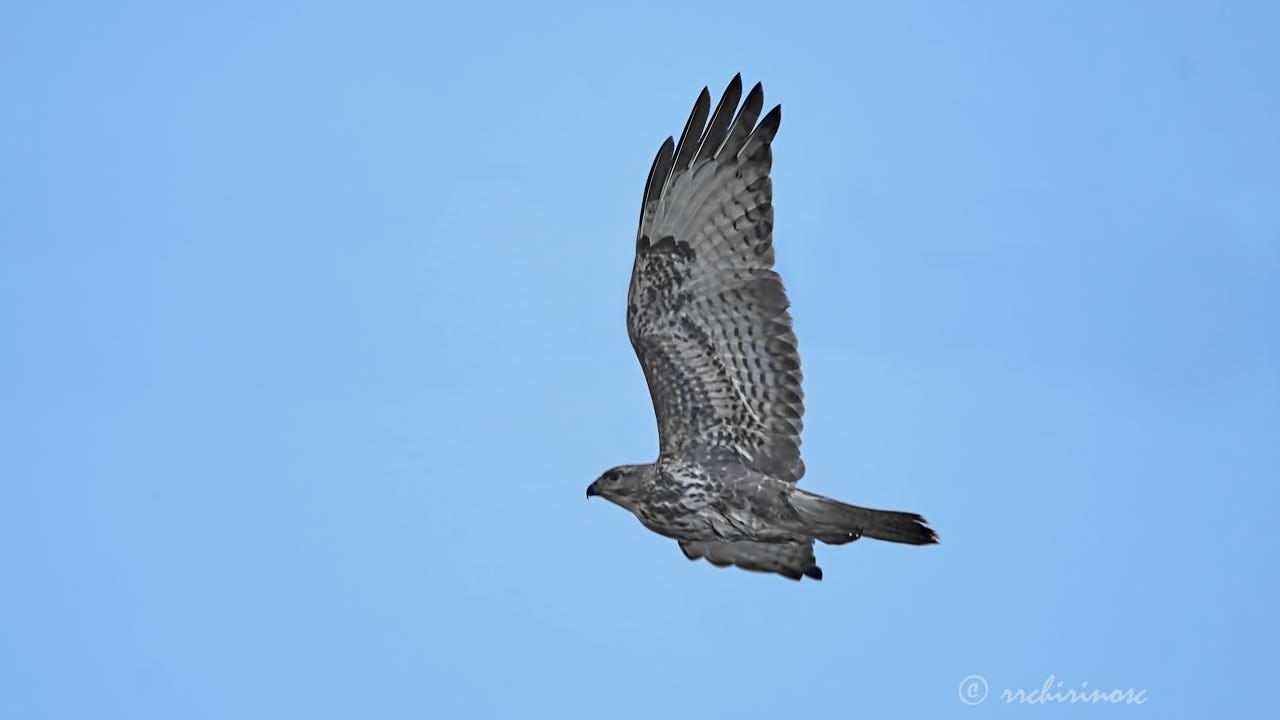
[586,76,938,581]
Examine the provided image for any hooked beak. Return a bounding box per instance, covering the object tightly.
[586,483,599,499]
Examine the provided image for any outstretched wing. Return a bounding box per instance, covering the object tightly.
[627,76,805,484]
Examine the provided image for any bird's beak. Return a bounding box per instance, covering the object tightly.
[586,483,599,499]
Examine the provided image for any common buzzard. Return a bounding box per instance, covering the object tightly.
[587,76,938,581]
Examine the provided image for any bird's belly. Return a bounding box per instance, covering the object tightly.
[635,512,715,541]
[634,503,793,543]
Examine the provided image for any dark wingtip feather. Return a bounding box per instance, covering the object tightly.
[638,136,674,228]
[758,104,781,140]
[741,104,782,160]
[723,74,744,104]
[804,566,823,581]
[743,82,764,119]
[671,87,711,173]
[718,81,765,159]
[693,75,744,165]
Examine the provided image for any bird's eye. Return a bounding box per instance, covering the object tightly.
[604,470,619,482]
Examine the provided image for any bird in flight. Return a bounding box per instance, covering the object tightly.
[587,76,938,581]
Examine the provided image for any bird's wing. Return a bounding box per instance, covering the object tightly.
[628,75,805,484]
[679,539,820,581]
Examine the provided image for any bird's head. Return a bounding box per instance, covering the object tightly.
[586,464,646,508]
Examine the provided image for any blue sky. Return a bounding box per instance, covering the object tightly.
[2,1,1276,717]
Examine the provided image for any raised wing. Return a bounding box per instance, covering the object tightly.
[627,76,805,484]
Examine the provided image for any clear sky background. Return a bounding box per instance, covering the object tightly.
[2,1,1276,717]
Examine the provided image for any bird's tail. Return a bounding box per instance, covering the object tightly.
[790,488,939,546]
